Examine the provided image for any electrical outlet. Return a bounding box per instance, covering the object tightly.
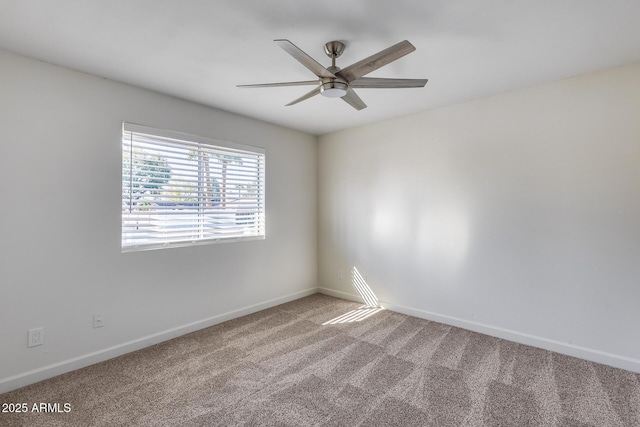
[338,270,343,280]
[93,313,104,328]
[28,327,44,347]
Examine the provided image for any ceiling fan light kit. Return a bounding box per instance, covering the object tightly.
[320,79,348,98]
[238,39,428,110]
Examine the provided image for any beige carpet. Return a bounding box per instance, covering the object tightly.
[1,294,639,426]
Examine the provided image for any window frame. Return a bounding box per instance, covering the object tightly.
[122,122,266,252]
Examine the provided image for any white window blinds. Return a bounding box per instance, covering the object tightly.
[122,123,265,252]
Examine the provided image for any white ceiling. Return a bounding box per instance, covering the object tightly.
[1,0,639,135]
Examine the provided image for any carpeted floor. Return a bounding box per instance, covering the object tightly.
[1,294,639,426]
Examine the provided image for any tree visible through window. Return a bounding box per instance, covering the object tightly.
[122,123,265,251]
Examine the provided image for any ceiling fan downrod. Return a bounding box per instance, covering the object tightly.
[321,41,348,97]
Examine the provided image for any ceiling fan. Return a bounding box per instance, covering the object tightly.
[237,39,428,110]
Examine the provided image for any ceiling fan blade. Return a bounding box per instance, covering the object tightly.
[341,87,367,110]
[337,40,416,82]
[237,80,319,88]
[350,77,428,88]
[286,86,322,106]
[274,39,336,79]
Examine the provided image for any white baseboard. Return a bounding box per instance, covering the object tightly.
[318,287,640,373]
[0,287,318,394]
[5,286,637,394]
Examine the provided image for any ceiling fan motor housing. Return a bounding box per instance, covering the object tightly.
[320,77,348,98]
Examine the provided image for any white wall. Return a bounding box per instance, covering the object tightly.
[0,50,317,392]
[318,63,640,372]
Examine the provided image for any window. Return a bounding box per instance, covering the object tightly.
[122,123,265,252]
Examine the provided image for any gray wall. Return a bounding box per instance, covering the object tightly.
[0,50,318,392]
[318,63,640,371]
